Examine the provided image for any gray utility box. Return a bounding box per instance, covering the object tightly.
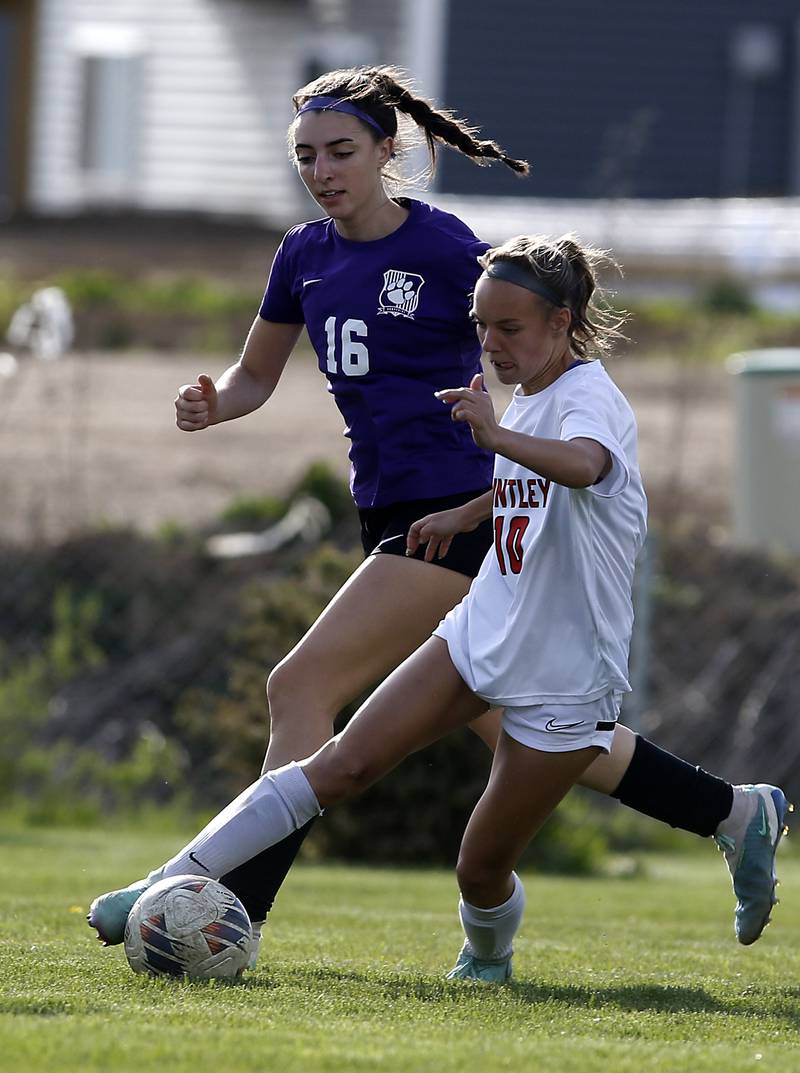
[727,348,800,554]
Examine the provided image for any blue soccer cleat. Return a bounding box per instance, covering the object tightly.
[87,879,151,946]
[714,784,790,945]
[446,948,513,982]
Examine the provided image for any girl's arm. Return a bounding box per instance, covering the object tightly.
[176,317,303,431]
[406,490,493,562]
[436,375,610,488]
[489,429,610,488]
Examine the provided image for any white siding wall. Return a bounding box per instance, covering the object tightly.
[26,0,448,224]
[28,0,316,223]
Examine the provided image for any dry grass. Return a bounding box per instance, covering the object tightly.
[0,349,732,544]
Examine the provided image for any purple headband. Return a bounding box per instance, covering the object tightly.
[295,95,389,137]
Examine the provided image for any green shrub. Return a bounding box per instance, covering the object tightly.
[696,277,756,315]
[12,729,190,826]
[218,495,286,529]
[4,265,800,355]
[175,541,361,790]
[0,278,28,334]
[0,585,107,805]
[55,268,123,308]
[291,461,353,522]
[154,520,191,546]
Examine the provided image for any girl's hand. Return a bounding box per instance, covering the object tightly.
[406,505,477,563]
[175,373,218,431]
[434,373,499,451]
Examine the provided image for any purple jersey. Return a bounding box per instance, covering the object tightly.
[259,199,493,508]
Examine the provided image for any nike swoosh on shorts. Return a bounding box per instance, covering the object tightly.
[544,718,585,732]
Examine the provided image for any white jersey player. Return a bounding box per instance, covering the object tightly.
[436,355,646,750]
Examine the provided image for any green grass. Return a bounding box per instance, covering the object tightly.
[1,824,799,1072]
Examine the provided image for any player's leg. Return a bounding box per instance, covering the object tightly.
[304,637,489,799]
[262,550,492,769]
[447,731,601,982]
[592,728,789,945]
[578,723,636,793]
[582,725,735,836]
[89,637,486,945]
[581,725,737,840]
[197,486,495,961]
[579,724,788,943]
[221,547,500,929]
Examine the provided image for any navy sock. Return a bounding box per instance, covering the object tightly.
[220,817,317,922]
[612,735,733,838]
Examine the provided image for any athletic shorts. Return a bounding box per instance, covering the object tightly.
[359,488,493,580]
[502,692,622,754]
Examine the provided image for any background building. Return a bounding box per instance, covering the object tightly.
[1,0,413,222]
[3,1,800,218]
[2,1,800,299]
[441,0,800,201]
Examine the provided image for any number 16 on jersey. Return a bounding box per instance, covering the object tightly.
[325,316,370,377]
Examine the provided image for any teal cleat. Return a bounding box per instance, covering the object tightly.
[714,784,790,945]
[87,879,150,946]
[446,949,513,982]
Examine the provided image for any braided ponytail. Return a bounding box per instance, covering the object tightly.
[291,65,529,179]
[364,69,528,174]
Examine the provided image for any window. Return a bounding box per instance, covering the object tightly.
[72,25,144,197]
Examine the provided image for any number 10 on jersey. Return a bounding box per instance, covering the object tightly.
[325,316,369,376]
[494,515,530,575]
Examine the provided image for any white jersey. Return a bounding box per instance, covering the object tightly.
[435,361,647,706]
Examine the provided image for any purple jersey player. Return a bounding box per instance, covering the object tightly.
[259,199,493,508]
[107,66,784,963]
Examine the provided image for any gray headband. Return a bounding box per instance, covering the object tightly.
[483,260,565,307]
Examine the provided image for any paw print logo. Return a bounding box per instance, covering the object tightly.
[378,270,425,319]
[386,277,416,304]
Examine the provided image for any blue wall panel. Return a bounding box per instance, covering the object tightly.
[440,1,796,198]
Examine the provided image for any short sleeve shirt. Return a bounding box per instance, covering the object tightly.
[435,362,648,705]
[259,199,493,508]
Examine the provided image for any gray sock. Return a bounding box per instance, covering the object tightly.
[147,762,321,883]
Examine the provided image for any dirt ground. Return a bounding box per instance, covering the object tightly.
[0,348,733,545]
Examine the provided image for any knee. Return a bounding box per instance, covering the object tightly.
[309,741,374,806]
[265,660,291,720]
[266,657,314,728]
[267,653,341,729]
[456,851,506,908]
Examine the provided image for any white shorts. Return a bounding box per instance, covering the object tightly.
[502,692,622,754]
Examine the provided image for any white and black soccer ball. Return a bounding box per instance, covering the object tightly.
[124,875,252,980]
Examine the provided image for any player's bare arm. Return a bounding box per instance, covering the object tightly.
[489,430,611,488]
[406,491,493,562]
[438,375,610,488]
[175,317,302,431]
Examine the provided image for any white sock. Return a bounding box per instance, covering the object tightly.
[458,873,525,961]
[147,762,321,884]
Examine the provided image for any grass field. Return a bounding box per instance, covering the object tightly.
[1,823,799,1073]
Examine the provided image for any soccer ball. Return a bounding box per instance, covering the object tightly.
[124,875,252,980]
